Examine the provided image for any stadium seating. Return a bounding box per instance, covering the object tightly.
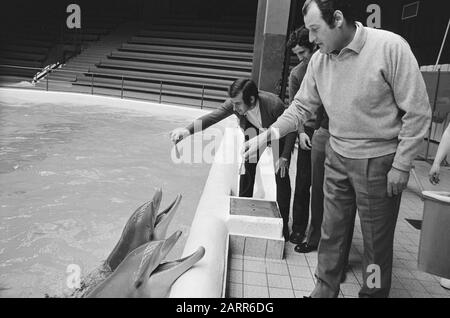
[3,2,256,109]
[68,17,255,108]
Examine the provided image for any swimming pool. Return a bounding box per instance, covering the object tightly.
[0,89,223,297]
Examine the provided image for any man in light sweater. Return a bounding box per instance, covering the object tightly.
[244,0,431,297]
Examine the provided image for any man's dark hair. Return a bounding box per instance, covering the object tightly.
[287,25,315,51]
[302,0,356,28]
[228,78,259,106]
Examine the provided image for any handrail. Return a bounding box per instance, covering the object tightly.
[0,63,224,107]
[0,64,227,89]
[0,64,43,71]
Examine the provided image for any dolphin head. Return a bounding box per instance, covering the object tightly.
[106,188,163,271]
[87,239,166,298]
[87,231,205,298]
[78,190,184,297]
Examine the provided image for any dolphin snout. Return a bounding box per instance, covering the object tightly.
[153,194,182,241]
[160,230,182,257]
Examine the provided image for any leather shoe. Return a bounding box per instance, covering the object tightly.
[289,232,304,244]
[294,242,317,253]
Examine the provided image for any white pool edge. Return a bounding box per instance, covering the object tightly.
[169,128,278,298]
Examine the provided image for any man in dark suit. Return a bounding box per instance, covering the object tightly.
[170,78,297,241]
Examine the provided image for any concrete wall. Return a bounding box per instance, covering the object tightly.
[252,0,291,93]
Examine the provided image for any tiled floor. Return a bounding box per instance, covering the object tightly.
[227,160,450,298]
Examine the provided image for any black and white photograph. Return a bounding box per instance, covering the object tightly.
[0,0,449,301]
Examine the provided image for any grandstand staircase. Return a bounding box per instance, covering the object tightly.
[0,26,58,82]
[36,22,140,91]
[0,11,125,84]
[37,17,255,109]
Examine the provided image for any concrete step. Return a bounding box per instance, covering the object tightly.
[68,58,104,64]
[108,51,253,69]
[65,61,100,68]
[47,73,77,82]
[97,59,251,79]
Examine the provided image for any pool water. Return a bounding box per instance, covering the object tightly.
[0,101,211,297]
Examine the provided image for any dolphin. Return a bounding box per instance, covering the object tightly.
[71,189,183,297]
[106,189,182,271]
[106,188,162,271]
[87,231,205,298]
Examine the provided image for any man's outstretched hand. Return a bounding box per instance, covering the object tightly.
[243,130,270,163]
[299,132,312,150]
[170,128,190,144]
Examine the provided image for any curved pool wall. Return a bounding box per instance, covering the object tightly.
[170,128,279,298]
[0,88,234,297]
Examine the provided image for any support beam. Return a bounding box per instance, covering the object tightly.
[252,0,291,94]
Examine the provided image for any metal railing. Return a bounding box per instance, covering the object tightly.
[0,64,225,109]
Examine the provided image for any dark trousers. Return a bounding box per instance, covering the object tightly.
[292,126,315,235]
[306,127,329,246]
[239,155,292,239]
[311,143,401,298]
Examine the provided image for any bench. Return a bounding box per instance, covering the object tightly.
[129,37,253,52]
[97,59,251,79]
[138,30,254,44]
[120,43,253,60]
[108,51,252,70]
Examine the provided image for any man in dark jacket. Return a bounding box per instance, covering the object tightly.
[286,25,317,245]
[170,78,297,240]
